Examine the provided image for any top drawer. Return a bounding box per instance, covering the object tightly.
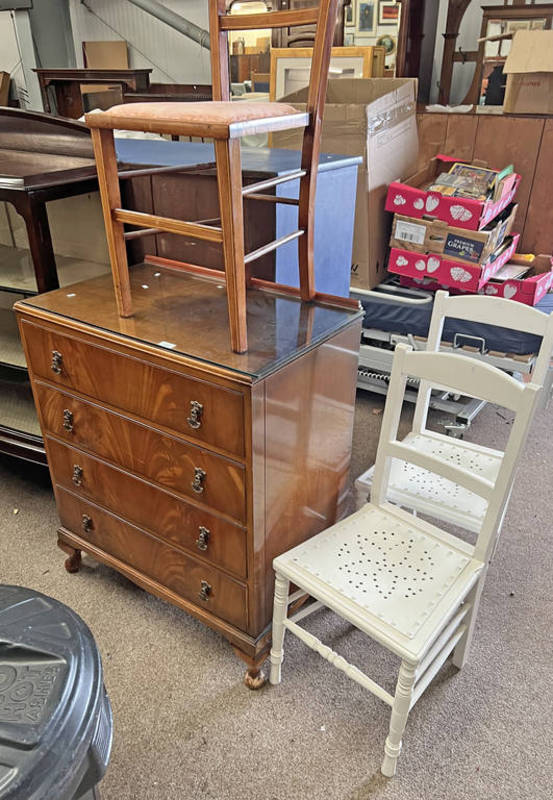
[21,320,245,457]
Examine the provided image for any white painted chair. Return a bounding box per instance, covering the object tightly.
[355,291,553,532]
[270,344,541,777]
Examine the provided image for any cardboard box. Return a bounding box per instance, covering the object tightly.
[503,30,553,115]
[386,156,520,232]
[273,78,419,290]
[0,72,10,106]
[390,203,517,266]
[389,234,519,293]
[482,254,553,306]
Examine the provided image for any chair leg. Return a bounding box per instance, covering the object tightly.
[381,660,417,778]
[214,138,248,354]
[452,574,486,670]
[269,572,290,685]
[90,128,132,318]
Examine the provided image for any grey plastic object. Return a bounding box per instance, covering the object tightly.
[0,585,113,800]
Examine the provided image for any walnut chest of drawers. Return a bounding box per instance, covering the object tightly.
[15,263,362,684]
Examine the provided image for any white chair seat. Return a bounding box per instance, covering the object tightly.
[355,431,503,532]
[274,501,483,661]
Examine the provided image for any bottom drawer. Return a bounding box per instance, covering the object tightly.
[56,487,248,631]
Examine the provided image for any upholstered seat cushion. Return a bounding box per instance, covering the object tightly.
[85,101,308,139]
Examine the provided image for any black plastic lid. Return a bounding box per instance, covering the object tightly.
[0,585,111,800]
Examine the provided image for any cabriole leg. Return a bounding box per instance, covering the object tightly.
[381,660,417,778]
[269,572,290,685]
[58,539,82,573]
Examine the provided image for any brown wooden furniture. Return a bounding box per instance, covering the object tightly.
[15,262,362,686]
[0,108,101,465]
[34,69,152,118]
[438,1,553,106]
[271,0,346,47]
[416,109,553,256]
[85,0,341,354]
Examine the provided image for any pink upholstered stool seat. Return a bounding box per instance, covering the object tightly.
[86,101,309,139]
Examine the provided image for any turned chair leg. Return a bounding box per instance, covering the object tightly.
[381,660,417,777]
[214,138,248,354]
[270,573,290,685]
[452,576,485,670]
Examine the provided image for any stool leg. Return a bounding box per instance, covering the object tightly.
[91,128,132,318]
[214,138,247,353]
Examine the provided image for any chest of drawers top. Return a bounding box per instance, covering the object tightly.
[16,262,362,384]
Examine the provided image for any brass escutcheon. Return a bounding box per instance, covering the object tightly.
[72,465,83,486]
[187,400,203,430]
[51,350,63,374]
[198,579,211,602]
[191,467,206,494]
[196,526,210,551]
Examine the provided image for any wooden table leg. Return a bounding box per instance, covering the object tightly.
[18,195,60,293]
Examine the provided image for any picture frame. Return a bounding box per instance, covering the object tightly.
[376,34,396,56]
[379,1,400,26]
[356,1,376,36]
[270,46,375,101]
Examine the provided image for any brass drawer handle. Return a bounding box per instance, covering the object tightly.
[191,467,206,494]
[196,526,210,551]
[72,465,83,486]
[51,350,63,374]
[63,409,73,432]
[81,514,93,534]
[187,400,203,430]
[198,579,211,602]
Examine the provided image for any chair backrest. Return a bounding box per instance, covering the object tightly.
[372,344,541,562]
[413,290,553,433]
[209,1,338,106]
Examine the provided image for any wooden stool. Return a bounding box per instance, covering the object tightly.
[86,0,340,353]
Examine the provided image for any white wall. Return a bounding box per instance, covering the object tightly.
[0,11,28,106]
[429,0,553,105]
[69,0,212,84]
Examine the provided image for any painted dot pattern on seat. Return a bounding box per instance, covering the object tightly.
[388,433,502,524]
[287,506,471,639]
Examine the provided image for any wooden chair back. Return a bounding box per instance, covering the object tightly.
[372,344,541,562]
[413,290,553,433]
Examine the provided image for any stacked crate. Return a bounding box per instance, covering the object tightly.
[384,155,553,306]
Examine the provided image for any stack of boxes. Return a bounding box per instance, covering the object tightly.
[384,155,553,306]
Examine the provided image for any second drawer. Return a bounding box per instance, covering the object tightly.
[36,383,247,523]
[48,438,247,579]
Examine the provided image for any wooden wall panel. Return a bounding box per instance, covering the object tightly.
[416,113,448,170]
[443,114,478,162]
[472,116,544,240]
[520,119,553,256]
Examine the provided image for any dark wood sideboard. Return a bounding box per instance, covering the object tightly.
[16,264,362,684]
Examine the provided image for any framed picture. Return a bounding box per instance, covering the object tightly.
[270,46,375,101]
[376,34,396,56]
[357,2,376,35]
[379,1,400,26]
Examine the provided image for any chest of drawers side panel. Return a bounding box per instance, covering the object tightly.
[260,320,362,633]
